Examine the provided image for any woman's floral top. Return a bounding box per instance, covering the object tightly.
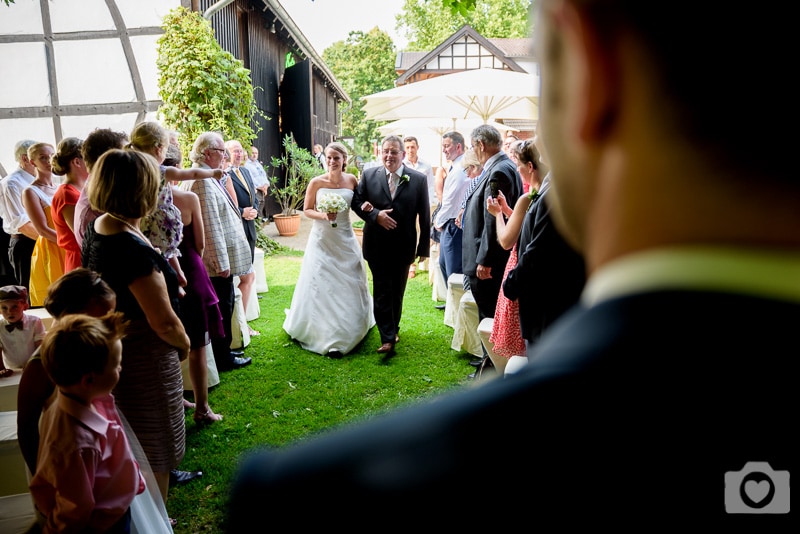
[141,166,183,259]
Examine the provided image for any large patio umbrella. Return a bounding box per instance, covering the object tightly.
[363,68,539,123]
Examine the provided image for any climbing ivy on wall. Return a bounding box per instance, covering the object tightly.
[156,6,267,161]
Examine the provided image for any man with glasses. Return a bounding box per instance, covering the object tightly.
[351,135,430,355]
[183,132,252,372]
[502,133,519,155]
[462,125,522,329]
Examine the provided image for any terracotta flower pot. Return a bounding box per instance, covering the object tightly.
[274,214,301,237]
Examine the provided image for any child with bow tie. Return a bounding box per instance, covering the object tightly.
[0,285,45,376]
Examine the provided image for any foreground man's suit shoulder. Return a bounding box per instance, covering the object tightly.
[227,284,796,527]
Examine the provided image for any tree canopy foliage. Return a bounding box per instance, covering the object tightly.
[322,28,397,161]
[397,0,532,51]
[156,7,266,160]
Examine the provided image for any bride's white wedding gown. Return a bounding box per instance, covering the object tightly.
[283,188,375,355]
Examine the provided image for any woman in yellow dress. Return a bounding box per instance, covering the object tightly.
[22,142,66,306]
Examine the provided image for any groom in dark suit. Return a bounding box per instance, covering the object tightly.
[352,135,430,354]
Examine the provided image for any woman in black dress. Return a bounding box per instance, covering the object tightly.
[82,149,190,506]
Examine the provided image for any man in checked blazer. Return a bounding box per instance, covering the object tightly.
[184,132,252,372]
[351,135,430,355]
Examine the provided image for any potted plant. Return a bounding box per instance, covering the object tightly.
[268,134,318,236]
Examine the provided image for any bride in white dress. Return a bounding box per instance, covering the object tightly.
[283,142,375,357]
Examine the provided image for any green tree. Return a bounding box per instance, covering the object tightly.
[322,28,396,160]
[442,0,478,16]
[156,6,266,161]
[397,0,532,51]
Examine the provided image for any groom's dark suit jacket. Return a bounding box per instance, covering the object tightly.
[227,288,795,528]
[351,165,430,266]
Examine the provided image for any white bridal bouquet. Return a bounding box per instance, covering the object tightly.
[317,192,348,227]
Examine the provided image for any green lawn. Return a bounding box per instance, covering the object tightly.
[168,250,481,532]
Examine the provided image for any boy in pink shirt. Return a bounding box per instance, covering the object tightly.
[30,312,145,533]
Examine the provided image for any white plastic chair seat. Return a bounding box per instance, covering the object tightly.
[477,317,508,376]
[231,285,250,350]
[505,355,529,376]
[254,247,268,293]
[181,342,221,392]
[245,280,260,321]
[430,255,448,303]
[444,273,465,328]
[450,291,482,357]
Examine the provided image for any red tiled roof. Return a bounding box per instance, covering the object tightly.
[490,38,535,58]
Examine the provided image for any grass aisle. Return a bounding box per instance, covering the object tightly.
[169,252,479,532]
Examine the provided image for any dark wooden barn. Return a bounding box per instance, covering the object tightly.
[194,0,350,215]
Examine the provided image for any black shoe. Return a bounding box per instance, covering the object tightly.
[434,304,446,310]
[232,356,251,368]
[219,356,252,371]
[468,372,477,379]
[327,351,343,359]
[230,349,245,357]
[469,358,484,367]
[169,469,202,487]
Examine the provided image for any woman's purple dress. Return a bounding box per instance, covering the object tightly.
[178,221,225,348]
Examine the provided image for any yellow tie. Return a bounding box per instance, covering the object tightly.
[234,167,252,199]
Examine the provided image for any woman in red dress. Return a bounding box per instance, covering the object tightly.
[486,139,544,362]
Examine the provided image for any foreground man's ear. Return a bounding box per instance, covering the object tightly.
[547,0,621,144]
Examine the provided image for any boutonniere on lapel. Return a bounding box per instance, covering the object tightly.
[399,174,410,185]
